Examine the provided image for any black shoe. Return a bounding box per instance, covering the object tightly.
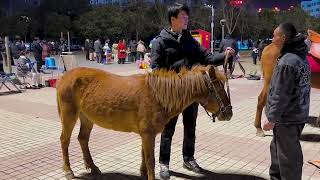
[31,85,40,89]
[159,164,170,180]
[183,159,203,173]
[38,84,43,88]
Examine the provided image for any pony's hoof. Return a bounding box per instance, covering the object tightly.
[316,116,320,127]
[86,166,101,175]
[256,129,265,137]
[65,171,75,179]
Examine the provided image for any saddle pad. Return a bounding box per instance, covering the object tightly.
[308,29,320,43]
[307,54,320,73]
[310,42,320,59]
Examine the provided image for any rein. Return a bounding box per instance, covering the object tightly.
[204,51,232,122]
[224,51,231,100]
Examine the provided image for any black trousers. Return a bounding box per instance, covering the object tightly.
[137,52,144,60]
[35,57,43,73]
[159,103,198,165]
[270,123,305,180]
[252,53,258,65]
[223,56,234,73]
[86,50,90,60]
[131,52,137,62]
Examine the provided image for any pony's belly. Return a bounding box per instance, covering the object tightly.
[86,112,140,133]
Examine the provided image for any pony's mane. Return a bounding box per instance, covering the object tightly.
[146,65,224,112]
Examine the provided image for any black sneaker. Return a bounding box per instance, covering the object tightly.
[38,84,43,88]
[159,163,170,180]
[31,85,40,89]
[183,159,203,173]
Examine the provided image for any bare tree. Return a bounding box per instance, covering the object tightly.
[220,0,248,35]
[127,0,148,40]
[239,14,247,41]
[154,1,168,29]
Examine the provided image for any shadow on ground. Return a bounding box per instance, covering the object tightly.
[299,116,320,142]
[300,133,320,142]
[75,169,266,180]
[170,169,266,180]
[0,90,23,96]
[76,172,142,180]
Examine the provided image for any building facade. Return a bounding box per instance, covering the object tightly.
[301,0,320,17]
[0,0,42,16]
[89,0,208,7]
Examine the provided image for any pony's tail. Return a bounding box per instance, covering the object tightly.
[57,94,61,118]
[261,63,265,78]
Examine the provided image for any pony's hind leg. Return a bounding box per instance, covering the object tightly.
[140,148,147,177]
[59,104,79,179]
[255,89,267,137]
[78,113,101,175]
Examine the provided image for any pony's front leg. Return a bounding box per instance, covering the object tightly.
[141,133,156,180]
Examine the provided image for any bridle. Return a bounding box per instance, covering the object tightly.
[203,51,232,122]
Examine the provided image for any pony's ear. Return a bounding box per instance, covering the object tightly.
[208,65,216,79]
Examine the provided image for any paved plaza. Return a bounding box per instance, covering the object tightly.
[0,55,320,180]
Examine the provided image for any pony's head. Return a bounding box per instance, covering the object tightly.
[195,65,233,121]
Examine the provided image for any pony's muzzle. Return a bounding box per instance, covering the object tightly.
[217,106,233,121]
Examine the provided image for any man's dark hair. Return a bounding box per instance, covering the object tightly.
[167,3,189,25]
[279,23,297,40]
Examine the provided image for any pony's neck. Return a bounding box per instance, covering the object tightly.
[271,42,283,50]
[147,70,209,120]
[165,95,203,121]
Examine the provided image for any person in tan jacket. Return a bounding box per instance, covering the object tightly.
[137,40,146,60]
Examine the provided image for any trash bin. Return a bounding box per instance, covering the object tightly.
[45,57,57,69]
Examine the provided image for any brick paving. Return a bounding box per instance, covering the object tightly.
[0,55,319,180]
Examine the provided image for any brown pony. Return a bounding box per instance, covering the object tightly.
[56,65,232,180]
[254,43,320,137]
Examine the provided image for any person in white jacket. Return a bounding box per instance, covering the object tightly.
[16,50,43,89]
[103,41,111,64]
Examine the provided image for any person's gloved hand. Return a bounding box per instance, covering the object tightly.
[262,118,275,131]
[171,59,186,69]
[225,47,235,57]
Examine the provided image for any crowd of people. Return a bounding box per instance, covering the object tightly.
[0,2,318,180]
[83,38,150,68]
[0,36,69,89]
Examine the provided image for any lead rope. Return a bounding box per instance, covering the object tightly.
[224,51,231,100]
[204,108,214,122]
[208,51,232,122]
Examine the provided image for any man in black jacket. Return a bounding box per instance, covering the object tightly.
[33,37,43,73]
[151,3,234,179]
[263,23,311,180]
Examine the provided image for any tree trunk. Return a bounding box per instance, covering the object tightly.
[136,29,139,41]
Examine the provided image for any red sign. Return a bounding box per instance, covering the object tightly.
[191,29,211,49]
[230,0,243,7]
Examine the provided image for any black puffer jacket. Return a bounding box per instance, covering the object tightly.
[33,41,42,60]
[219,34,238,54]
[265,34,311,125]
[151,28,225,70]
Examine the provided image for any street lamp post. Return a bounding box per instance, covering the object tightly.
[20,16,30,43]
[211,5,214,53]
[220,19,226,41]
[204,4,215,54]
